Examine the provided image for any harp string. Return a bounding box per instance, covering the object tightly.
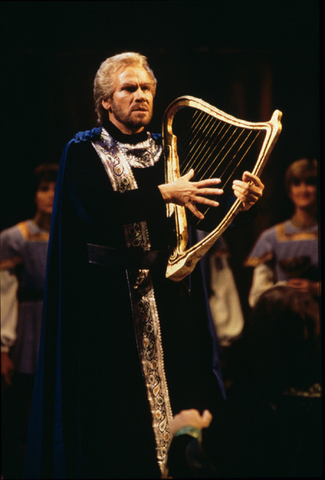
[203,129,254,184]
[177,110,261,183]
[181,113,219,172]
[211,130,261,184]
[174,109,262,223]
[185,119,227,175]
[181,115,228,174]
[194,126,244,178]
[178,110,246,182]
[178,110,206,158]
[180,112,248,183]
[197,129,261,222]
[176,109,214,172]
[196,121,234,166]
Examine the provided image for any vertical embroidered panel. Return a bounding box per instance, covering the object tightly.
[92,129,172,472]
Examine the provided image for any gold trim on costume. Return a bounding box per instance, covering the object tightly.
[17,221,50,242]
[244,252,273,267]
[276,222,318,242]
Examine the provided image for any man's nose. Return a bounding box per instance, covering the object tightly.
[134,87,146,100]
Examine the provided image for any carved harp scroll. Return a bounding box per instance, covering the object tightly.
[162,96,282,282]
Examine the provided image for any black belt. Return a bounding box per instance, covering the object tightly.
[87,243,166,270]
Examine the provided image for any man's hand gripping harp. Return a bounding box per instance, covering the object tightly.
[162,96,282,282]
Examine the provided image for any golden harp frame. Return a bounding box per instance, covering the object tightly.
[162,96,282,281]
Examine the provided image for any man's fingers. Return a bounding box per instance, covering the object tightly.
[185,195,220,219]
[195,187,223,196]
[233,182,262,200]
[196,196,220,207]
[195,178,222,188]
[182,169,195,181]
[242,171,257,181]
[188,195,220,208]
[186,202,204,220]
[242,171,263,184]
[236,192,259,203]
[233,180,259,193]
[179,173,221,188]
[202,409,213,426]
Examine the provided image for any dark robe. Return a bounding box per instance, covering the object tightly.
[24,121,227,479]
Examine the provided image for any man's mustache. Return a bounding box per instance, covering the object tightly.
[132,102,149,111]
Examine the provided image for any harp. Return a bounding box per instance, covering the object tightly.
[163,96,282,281]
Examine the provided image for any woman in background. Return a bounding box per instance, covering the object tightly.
[245,158,319,306]
[1,163,58,479]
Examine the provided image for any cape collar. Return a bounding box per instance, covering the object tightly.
[102,119,149,145]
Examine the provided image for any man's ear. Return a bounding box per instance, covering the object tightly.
[102,99,111,111]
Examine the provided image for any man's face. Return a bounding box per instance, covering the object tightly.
[102,66,154,134]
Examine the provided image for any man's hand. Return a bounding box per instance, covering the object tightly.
[1,352,15,386]
[232,171,264,211]
[159,169,223,220]
[169,409,213,437]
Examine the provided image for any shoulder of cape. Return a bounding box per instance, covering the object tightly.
[54,127,103,211]
[70,126,103,144]
[151,132,162,144]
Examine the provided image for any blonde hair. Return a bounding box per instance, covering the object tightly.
[93,52,157,124]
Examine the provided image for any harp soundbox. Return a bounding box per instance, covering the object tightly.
[162,96,282,281]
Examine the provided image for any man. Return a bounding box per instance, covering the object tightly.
[24,52,264,479]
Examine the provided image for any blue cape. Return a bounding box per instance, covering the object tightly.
[24,126,226,479]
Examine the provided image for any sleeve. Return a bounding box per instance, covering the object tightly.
[244,226,279,306]
[248,262,278,307]
[0,228,23,352]
[166,429,217,478]
[64,141,167,230]
[1,269,19,352]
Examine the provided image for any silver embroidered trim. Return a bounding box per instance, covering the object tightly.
[91,129,152,250]
[91,129,172,472]
[100,127,162,169]
[130,269,173,468]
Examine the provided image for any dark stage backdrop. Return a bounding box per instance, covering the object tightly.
[0,0,320,307]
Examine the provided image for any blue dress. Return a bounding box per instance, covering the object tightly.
[0,220,49,373]
[245,219,319,282]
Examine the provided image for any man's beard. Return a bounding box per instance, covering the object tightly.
[110,100,153,130]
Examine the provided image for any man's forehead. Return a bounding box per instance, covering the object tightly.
[115,66,153,85]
